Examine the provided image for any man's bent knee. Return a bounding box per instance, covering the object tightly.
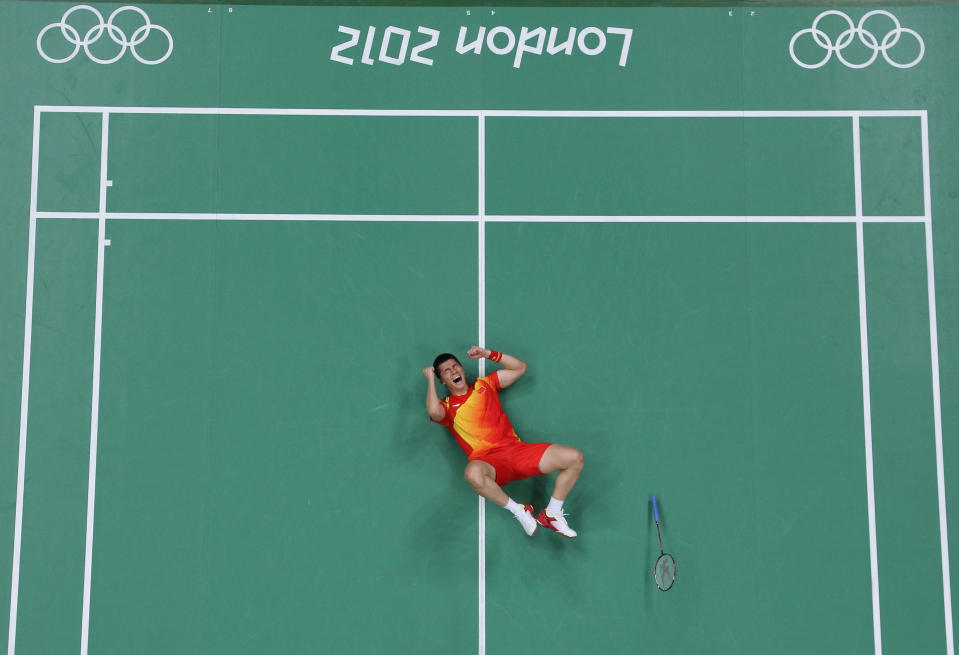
[557,446,584,470]
[572,449,585,470]
[464,462,490,488]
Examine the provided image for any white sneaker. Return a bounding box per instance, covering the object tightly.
[513,503,538,536]
[536,509,578,538]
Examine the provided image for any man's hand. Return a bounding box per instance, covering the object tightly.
[473,347,527,389]
[467,346,489,359]
[424,365,445,421]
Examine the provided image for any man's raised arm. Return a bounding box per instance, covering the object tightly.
[467,346,527,389]
[422,367,446,421]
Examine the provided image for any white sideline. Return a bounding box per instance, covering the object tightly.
[7,106,41,655]
[922,112,955,655]
[79,112,110,655]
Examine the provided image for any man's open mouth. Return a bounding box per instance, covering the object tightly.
[453,375,463,384]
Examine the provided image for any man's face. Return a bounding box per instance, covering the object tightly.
[437,358,467,391]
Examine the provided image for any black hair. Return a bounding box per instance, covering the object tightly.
[432,353,461,378]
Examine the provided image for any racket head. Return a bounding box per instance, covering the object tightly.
[653,552,677,591]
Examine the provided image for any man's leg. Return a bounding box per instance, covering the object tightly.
[464,460,537,536]
[536,444,585,538]
[538,444,585,500]
[464,460,509,505]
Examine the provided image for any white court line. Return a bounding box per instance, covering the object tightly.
[111,213,477,222]
[853,115,884,655]
[854,117,864,220]
[477,112,487,655]
[36,212,479,222]
[34,212,929,224]
[485,215,927,224]
[7,106,41,655]
[858,220,883,655]
[482,110,926,118]
[34,105,925,119]
[79,112,109,655]
[922,112,956,655]
[36,106,483,117]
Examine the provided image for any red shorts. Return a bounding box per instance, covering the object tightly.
[472,442,552,486]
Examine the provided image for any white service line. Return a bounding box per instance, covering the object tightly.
[922,111,955,655]
[79,112,110,655]
[35,212,479,222]
[36,212,102,220]
[7,105,42,655]
[36,106,482,117]
[481,109,926,118]
[484,215,927,224]
[100,212,480,222]
[34,212,929,224]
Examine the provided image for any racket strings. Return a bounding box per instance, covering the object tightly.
[654,553,677,591]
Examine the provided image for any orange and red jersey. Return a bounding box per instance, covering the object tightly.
[431,371,521,459]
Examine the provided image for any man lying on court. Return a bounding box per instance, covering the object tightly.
[423,346,584,538]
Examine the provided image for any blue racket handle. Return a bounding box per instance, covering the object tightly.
[652,496,661,523]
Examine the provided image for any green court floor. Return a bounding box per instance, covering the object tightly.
[3,5,958,655]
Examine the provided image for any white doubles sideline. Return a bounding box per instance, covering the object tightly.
[8,106,952,655]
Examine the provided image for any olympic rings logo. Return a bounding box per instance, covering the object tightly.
[789,10,924,69]
[37,5,173,65]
